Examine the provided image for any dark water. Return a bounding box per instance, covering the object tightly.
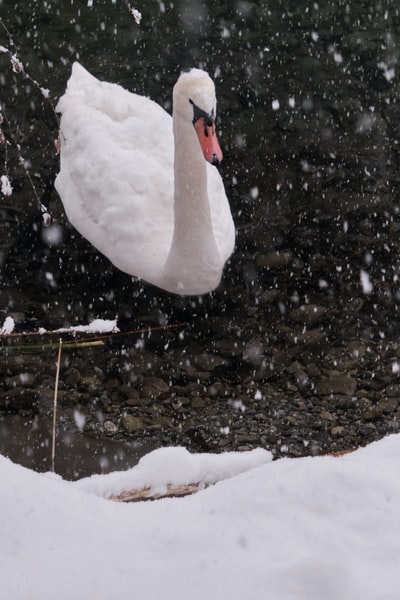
[0,413,151,479]
[2,0,400,477]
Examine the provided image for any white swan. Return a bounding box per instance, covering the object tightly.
[55,63,235,295]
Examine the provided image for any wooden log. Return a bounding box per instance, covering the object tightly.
[110,482,209,502]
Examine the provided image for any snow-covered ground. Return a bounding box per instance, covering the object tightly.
[1,436,400,599]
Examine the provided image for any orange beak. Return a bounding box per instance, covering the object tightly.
[194,117,223,166]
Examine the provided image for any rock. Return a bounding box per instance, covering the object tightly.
[0,386,38,410]
[191,397,207,409]
[121,415,145,432]
[4,373,36,388]
[193,352,226,371]
[125,391,141,406]
[256,251,293,269]
[295,329,325,345]
[362,398,399,421]
[65,368,81,387]
[141,377,169,398]
[259,289,281,305]
[103,420,118,434]
[289,304,328,326]
[236,433,260,443]
[316,374,357,396]
[331,426,345,436]
[320,410,337,422]
[385,385,400,398]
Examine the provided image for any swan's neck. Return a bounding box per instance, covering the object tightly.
[163,113,222,294]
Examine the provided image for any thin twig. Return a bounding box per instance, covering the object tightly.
[2,340,104,352]
[0,108,51,222]
[0,20,59,127]
[0,322,186,343]
[0,21,55,223]
[51,338,62,473]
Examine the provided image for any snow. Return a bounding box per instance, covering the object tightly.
[37,317,119,335]
[75,446,271,498]
[0,316,118,336]
[2,435,400,599]
[0,315,15,334]
[1,173,13,196]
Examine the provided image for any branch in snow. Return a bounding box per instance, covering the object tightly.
[10,53,23,73]
[0,110,12,197]
[75,447,272,501]
[0,22,59,222]
[0,22,59,123]
[0,102,52,222]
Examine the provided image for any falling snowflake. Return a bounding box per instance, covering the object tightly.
[360,270,373,294]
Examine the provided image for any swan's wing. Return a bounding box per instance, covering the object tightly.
[55,64,174,281]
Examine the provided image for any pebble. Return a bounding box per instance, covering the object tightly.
[315,374,357,396]
[289,304,327,326]
[141,377,169,398]
[103,420,118,434]
[121,415,145,432]
[194,353,226,371]
[256,251,293,269]
[4,373,36,388]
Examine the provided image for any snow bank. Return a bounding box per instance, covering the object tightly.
[1,437,400,600]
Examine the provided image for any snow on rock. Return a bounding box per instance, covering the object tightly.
[1,174,13,196]
[0,316,15,334]
[1,436,400,599]
[74,446,272,497]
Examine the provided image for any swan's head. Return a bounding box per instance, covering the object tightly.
[173,68,223,166]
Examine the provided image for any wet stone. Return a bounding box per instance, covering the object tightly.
[256,251,293,269]
[65,368,81,387]
[193,352,226,371]
[320,411,337,422]
[316,374,357,396]
[191,397,208,409]
[4,373,36,388]
[289,305,328,326]
[385,385,400,398]
[0,387,38,410]
[141,377,169,398]
[121,415,145,432]
[331,426,345,436]
[362,398,399,421]
[103,420,118,435]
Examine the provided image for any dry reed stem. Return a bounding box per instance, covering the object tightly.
[51,338,62,472]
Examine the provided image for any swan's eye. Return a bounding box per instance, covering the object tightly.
[189,98,212,126]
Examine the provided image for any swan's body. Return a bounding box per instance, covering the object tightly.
[55,63,235,295]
